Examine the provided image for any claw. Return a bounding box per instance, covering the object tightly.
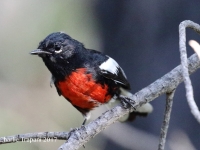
[119,95,136,109]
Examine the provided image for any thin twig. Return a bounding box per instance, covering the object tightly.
[179,20,200,123]
[158,90,175,150]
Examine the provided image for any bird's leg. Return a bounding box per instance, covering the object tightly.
[82,118,87,126]
[81,113,91,148]
[82,112,91,126]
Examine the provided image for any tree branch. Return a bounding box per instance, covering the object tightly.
[158,90,175,150]
[0,53,199,149]
[58,53,200,150]
[179,20,200,123]
[0,132,69,144]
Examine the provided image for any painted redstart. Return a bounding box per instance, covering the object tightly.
[30,32,153,125]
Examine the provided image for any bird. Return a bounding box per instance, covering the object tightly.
[30,32,153,125]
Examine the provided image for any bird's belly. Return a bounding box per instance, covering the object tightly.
[56,68,112,110]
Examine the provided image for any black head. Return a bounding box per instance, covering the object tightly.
[30,32,86,79]
[30,32,84,60]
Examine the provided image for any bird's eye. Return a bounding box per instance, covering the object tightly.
[54,44,62,53]
[55,44,61,50]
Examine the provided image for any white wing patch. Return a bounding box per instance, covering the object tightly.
[99,57,119,75]
[99,56,127,80]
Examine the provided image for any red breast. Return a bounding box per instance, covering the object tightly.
[56,68,112,110]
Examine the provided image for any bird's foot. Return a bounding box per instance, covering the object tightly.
[119,95,136,110]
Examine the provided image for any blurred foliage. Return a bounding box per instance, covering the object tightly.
[0,0,103,150]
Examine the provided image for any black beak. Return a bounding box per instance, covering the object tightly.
[30,49,52,55]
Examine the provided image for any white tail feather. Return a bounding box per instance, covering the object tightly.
[136,103,153,113]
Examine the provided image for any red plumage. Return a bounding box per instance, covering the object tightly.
[56,68,111,110]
